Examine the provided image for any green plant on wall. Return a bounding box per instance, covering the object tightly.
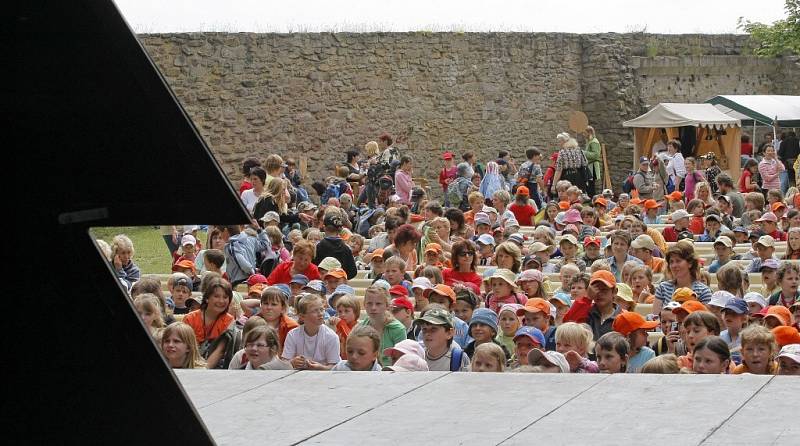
[738,0,800,56]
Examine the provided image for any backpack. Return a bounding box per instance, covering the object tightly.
[447,178,470,211]
[450,344,465,372]
[622,171,639,194]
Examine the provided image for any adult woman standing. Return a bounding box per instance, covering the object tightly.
[583,126,602,195]
[253,178,311,230]
[652,242,713,315]
[442,240,482,294]
[183,276,237,369]
[759,145,785,192]
[550,138,590,195]
[665,139,686,193]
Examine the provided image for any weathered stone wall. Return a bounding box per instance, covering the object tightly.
[138,32,793,194]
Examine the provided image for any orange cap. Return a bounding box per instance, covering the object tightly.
[558,201,570,210]
[772,326,800,347]
[425,284,457,304]
[424,243,443,255]
[644,199,660,209]
[516,186,530,196]
[629,198,643,205]
[248,283,266,296]
[324,268,348,280]
[612,311,659,336]
[516,297,550,317]
[771,201,787,212]
[593,197,608,207]
[672,287,698,303]
[667,191,683,201]
[673,300,708,316]
[589,270,616,289]
[765,306,793,326]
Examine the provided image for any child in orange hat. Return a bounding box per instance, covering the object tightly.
[517,297,556,350]
[612,311,658,373]
[771,326,800,347]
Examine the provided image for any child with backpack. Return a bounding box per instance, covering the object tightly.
[415,306,471,371]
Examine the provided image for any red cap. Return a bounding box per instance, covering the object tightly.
[590,270,616,289]
[389,284,409,298]
[593,197,607,207]
[771,202,787,212]
[558,201,570,210]
[246,273,268,286]
[442,152,454,160]
[390,297,414,312]
[583,236,602,247]
[612,311,659,336]
[173,259,196,273]
[644,199,660,209]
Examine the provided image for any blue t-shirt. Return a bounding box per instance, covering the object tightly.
[626,346,655,373]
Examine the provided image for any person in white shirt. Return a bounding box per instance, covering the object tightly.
[665,139,686,191]
[240,167,267,213]
[282,294,340,370]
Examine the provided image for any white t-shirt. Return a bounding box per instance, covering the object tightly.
[240,188,259,212]
[282,324,341,365]
[425,343,470,372]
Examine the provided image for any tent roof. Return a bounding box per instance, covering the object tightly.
[623,103,741,129]
[706,95,800,127]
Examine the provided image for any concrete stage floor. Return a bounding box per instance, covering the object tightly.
[176,370,798,445]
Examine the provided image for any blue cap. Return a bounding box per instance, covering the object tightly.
[550,291,572,308]
[290,274,310,286]
[639,156,649,164]
[513,326,546,347]
[272,284,291,300]
[303,280,326,294]
[328,284,355,307]
[468,308,499,334]
[733,226,748,234]
[723,298,749,315]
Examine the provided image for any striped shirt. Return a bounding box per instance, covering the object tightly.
[654,280,713,304]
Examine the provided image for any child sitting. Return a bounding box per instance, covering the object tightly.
[586,271,623,341]
[691,336,731,374]
[747,235,778,273]
[555,322,598,373]
[415,306,470,371]
[777,344,800,375]
[168,273,193,315]
[549,292,572,325]
[698,213,726,242]
[707,236,736,273]
[517,298,556,350]
[485,269,527,313]
[236,325,292,370]
[134,294,165,341]
[202,249,227,281]
[595,331,629,373]
[389,296,415,337]
[640,354,680,374]
[553,235,586,273]
[111,234,140,290]
[527,349,570,373]
[453,288,479,324]
[495,304,523,357]
[328,294,360,359]
[759,259,780,298]
[581,236,603,267]
[470,342,507,372]
[475,234,496,266]
[509,186,537,226]
[733,324,778,374]
[331,326,383,371]
[677,310,721,370]
[686,199,705,235]
[755,212,787,241]
[509,326,546,369]
[612,311,658,373]
[554,263,580,295]
[265,226,291,263]
[282,294,340,370]
[720,298,748,365]
[464,308,511,361]
[423,284,470,348]
[516,269,547,300]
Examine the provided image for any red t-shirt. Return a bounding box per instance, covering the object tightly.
[266,261,321,285]
[442,268,482,295]
[741,142,753,157]
[689,216,705,235]
[239,180,253,195]
[563,296,592,324]
[439,166,458,191]
[509,203,536,226]
[738,170,752,193]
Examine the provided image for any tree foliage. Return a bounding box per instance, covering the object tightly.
[738,0,800,56]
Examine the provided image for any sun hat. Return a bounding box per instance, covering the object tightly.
[528,349,570,373]
[483,268,519,289]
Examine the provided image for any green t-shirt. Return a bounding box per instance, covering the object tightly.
[359,318,408,366]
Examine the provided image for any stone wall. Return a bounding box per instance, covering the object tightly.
[139,32,793,195]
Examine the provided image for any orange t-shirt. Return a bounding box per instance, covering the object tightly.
[335,319,358,359]
[732,361,778,375]
[183,310,235,343]
[277,314,299,354]
[647,257,666,274]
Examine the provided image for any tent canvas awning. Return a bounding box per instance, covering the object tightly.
[706,95,800,127]
[623,103,741,129]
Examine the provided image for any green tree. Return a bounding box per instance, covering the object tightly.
[738,0,800,56]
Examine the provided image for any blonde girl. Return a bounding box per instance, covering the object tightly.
[470,342,506,372]
[784,227,800,260]
[134,294,165,341]
[161,322,205,369]
[629,265,656,303]
[358,286,408,367]
[640,354,680,374]
[495,304,522,356]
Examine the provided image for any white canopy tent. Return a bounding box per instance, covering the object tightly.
[623,103,742,181]
[707,95,800,128]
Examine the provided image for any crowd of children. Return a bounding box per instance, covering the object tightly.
[102,133,800,375]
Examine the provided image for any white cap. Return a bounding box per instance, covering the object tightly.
[671,209,690,221]
[180,234,196,246]
[777,344,800,364]
[743,292,768,310]
[709,290,736,308]
[411,277,433,291]
[528,350,570,373]
[477,234,496,246]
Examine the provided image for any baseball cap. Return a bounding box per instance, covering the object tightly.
[180,234,196,246]
[389,285,409,298]
[755,212,778,223]
[562,224,579,235]
[722,298,748,315]
[369,248,385,262]
[749,230,765,241]
[271,284,291,300]
[583,236,602,247]
[529,242,552,254]
[442,152,454,160]
[319,257,342,271]
[733,226,749,234]
[513,326,546,347]
[528,349,570,373]
[372,279,391,291]
[516,269,544,284]
[173,275,192,290]
[424,243,443,255]
[671,209,690,221]
[549,291,572,308]
[508,233,525,245]
[303,280,326,293]
[593,197,608,207]
[602,189,613,197]
[390,297,414,312]
[772,326,800,347]
[673,300,708,316]
[297,201,318,212]
[663,301,682,311]
[777,343,800,364]
[382,353,430,372]
[760,259,780,271]
[516,186,530,197]
[424,284,457,304]
[631,234,656,251]
[516,297,550,317]
[248,283,266,296]
[476,234,496,246]
[643,199,660,209]
[709,290,736,308]
[415,307,454,327]
[558,201,570,210]
[324,268,348,280]
[667,191,683,201]
[482,206,498,216]
[383,339,425,359]
[290,274,310,286]
[771,202,787,212]
[672,287,697,303]
[173,259,196,273]
[713,236,733,248]
[756,235,776,248]
[639,156,649,164]
[629,197,643,206]
[522,255,541,269]
[474,212,491,226]
[260,211,280,223]
[704,213,722,223]
[323,212,345,228]
[766,306,792,326]
[743,292,767,310]
[559,234,579,247]
[484,268,519,289]
[590,270,616,288]
[411,277,433,292]
[330,284,354,298]
[613,311,659,336]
